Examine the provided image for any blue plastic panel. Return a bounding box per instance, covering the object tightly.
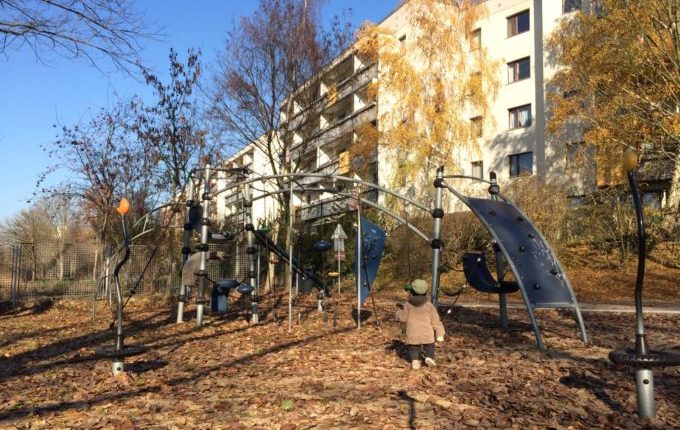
[465,198,575,307]
[354,219,386,306]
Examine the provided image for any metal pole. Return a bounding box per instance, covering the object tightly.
[431,167,445,306]
[489,172,508,329]
[104,254,111,309]
[494,243,508,329]
[113,214,130,375]
[256,245,261,296]
[244,182,259,324]
[288,176,294,332]
[628,169,655,419]
[338,259,341,294]
[356,200,362,330]
[195,164,212,327]
[10,244,19,308]
[178,180,195,323]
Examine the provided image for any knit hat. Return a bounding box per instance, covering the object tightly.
[410,279,429,295]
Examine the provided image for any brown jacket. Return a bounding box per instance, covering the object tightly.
[395,295,445,345]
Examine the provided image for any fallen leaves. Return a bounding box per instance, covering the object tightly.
[0,294,678,429]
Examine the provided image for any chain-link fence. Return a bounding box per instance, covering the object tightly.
[0,240,254,306]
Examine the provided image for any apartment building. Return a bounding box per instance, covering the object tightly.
[216,0,675,225]
[214,142,278,227]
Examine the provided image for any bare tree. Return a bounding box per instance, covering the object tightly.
[0,0,154,72]
[208,0,351,206]
[38,101,154,245]
[133,48,211,200]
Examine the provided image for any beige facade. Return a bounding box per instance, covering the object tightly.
[216,0,674,223]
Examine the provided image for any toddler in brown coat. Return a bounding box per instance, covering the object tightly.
[395,279,445,369]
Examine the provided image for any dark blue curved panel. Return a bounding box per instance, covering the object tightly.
[354,219,386,306]
[465,198,575,308]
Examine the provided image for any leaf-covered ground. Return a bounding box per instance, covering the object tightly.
[0,293,679,429]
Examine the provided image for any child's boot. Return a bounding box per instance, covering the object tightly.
[411,360,421,370]
[424,357,436,367]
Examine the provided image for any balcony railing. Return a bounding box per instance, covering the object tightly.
[294,161,343,186]
[293,103,377,156]
[296,189,379,222]
[286,63,378,130]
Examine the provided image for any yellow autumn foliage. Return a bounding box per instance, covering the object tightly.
[351,0,499,189]
[547,0,680,186]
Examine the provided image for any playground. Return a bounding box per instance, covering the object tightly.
[0,293,679,429]
[1,154,679,429]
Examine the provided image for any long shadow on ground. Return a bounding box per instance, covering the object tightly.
[0,325,356,421]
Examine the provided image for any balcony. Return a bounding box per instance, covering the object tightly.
[285,62,378,130]
[293,102,377,156]
[294,160,343,186]
[296,189,379,222]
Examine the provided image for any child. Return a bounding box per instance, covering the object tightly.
[395,279,445,369]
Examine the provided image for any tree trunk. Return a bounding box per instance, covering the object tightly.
[668,156,680,215]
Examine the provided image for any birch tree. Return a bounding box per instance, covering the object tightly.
[353,0,499,189]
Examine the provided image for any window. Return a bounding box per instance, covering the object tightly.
[642,192,662,209]
[507,10,530,37]
[568,196,585,207]
[469,29,481,51]
[398,34,406,46]
[508,104,532,129]
[470,116,483,138]
[566,141,586,168]
[471,161,484,179]
[509,152,533,177]
[508,57,530,83]
[563,89,578,99]
[563,0,582,13]
[468,72,482,97]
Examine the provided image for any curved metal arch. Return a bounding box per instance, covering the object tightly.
[246,186,431,243]
[210,173,432,214]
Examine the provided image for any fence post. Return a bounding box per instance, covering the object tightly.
[104,247,112,308]
[10,244,20,308]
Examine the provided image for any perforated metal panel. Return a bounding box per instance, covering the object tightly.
[466,198,575,308]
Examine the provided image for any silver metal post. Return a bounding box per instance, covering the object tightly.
[288,177,294,332]
[178,179,195,323]
[431,167,444,306]
[338,259,341,294]
[356,200,362,330]
[488,174,508,329]
[245,182,258,324]
[196,164,212,327]
[635,368,655,419]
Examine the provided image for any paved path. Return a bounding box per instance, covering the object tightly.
[443,301,680,315]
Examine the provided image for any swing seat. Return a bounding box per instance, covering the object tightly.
[215,279,240,293]
[237,284,254,295]
[462,253,519,294]
[313,240,332,252]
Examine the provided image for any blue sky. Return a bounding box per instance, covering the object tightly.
[0,0,397,221]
